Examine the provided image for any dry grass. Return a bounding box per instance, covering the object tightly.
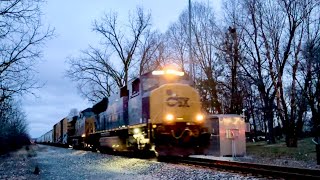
[0,145,39,179]
[246,137,317,161]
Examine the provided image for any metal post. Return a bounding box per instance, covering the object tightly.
[312,125,320,165]
[316,125,320,165]
[188,0,193,82]
[317,142,320,165]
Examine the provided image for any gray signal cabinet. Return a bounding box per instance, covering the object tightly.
[205,114,246,157]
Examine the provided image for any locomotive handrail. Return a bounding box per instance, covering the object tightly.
[171,129,192,139]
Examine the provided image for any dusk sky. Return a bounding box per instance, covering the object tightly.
[25,0,221,138]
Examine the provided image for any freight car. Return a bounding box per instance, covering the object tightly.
[52,117,68,147]
[86,69,211,156]
[36,130,53,144]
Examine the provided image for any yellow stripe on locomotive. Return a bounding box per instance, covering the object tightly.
[150,83,204,125]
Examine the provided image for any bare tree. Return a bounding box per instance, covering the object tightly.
[66,47,115,102]
[0,98,29,153]
[165,18,189,71]
[67,7,153,102]
[191,2,222,113]
[0,0,53,153]
[221,0,318,145]
[164,2,222,113]
[237,0,283,144]
[0,0,54,103]
[93,7,151,86]
[271,0,318,147]
[298,4,320,134]
[137,30,164,75]
[215,25,247,114]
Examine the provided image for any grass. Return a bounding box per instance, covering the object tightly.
[26,145,37,158]
[246,137,317,161]
[14,145,37,158]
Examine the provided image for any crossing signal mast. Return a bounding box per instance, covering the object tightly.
[188,0,194,82]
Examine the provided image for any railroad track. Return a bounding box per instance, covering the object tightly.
[160,157,320,179]
[41,144,320,179]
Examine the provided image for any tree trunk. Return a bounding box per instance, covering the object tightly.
[267,117,276,144]
[266,107,275,144]
[251,108,257,140]
[209,78,222,113]
[296,110,305,138]
[286,119,297,147]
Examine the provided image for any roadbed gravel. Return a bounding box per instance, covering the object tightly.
[1,145,262,180]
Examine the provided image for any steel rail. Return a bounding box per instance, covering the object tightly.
[161,157,320,179]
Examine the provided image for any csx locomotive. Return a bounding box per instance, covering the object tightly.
[37,69,211,157]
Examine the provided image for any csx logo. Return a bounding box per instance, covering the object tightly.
[166,96,190,107]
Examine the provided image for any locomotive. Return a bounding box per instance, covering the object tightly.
[37,68,211,157]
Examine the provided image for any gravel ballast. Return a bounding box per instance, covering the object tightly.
[29,145,260,180]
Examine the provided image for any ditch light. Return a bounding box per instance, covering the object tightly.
[152,69,184,76]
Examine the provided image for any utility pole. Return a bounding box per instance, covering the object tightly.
[188,0,194,82]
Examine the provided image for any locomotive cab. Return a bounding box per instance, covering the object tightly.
[149,83,210,156]
[143,69,210,156]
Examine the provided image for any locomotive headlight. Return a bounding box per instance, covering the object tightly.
[165,114,174,122]
[196,114,204,122]
[133,128,140,134]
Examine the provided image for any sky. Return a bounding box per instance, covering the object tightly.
[25,0,222,138]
